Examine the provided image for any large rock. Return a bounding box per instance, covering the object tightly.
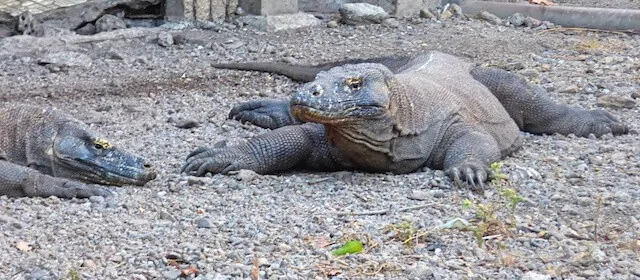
[240,12,322,31]
[339,3,389,25]
[95,14,127,33]
[37,0,160,30]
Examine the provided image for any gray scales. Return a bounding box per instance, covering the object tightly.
[0,104,157,198]
[182,51,629,188]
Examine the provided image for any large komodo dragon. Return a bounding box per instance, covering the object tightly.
[1,104,157,198]
[182,51,629,187]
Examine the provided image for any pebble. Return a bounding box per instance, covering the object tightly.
[197,218,213,228]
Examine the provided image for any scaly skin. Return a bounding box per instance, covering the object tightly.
[184,51,629,188]
[0,104,157,198]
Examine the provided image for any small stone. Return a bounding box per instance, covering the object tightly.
[163,268,182,280]
[631,91,640,99]
[110,255,124,263]
[409,190,429,200]
[197,218,213,229]
[596,95,636,109]
[507,13,525,26]
[382,18,399,28]
[579,270,596,277]
[278,243,292,252]
[524,16,542,28]
[419,9,436,20]
[223,40,245,50]
[559,85,580,94]
[157,31,174,47]
[449,4,463,17]
[236,169,258,182]
[478,11,502,25]
[327,20,339,28]
[173,118,200,129]
[81,259,97,269]
[522,271,551,280]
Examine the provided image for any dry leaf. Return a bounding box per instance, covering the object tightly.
[16,241,32,252]
[529,0,556,5]
[250,257,260,280]
[327,269,342,277]
[181,266,200,276]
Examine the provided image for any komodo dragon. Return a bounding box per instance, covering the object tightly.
[182,51,628,187]
[1,104,157,198]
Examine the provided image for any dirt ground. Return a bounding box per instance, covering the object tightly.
[1,2,640,279]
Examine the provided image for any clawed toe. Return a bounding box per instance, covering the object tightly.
[445,165,490,190]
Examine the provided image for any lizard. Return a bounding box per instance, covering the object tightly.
[182,51,628,188]
[1,104,157,198]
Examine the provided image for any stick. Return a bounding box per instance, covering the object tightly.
[333,203,434,216]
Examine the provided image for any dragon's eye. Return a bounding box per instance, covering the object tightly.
[345,77,363,91]
[92,139,112,150]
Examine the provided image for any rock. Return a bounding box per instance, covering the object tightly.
[631,90,640,99]
[157,31,174,47]
[236,169,258,182]
[163,268,182,280]
[16,11,43,36]
[197,218,213,228]
[38,51,93,69]
[478,11,502,25]
[339,3,389,25]
[559,85,580,94]
[409,190,429,200]
[223,40,245,50]
[240,12,321,31]
[507,13,525,26]
[81,259,98,269]
[95,14,127,33]
[522,271,551,280]
[0,214,23,229]
[524,16,542,28]
[76,23,96,35]
[596,95,636,109]
[382,18,400,28]
[173,117,199,129]
[327,20,339,28]
[419,9,436,20]
[35,0,161,31]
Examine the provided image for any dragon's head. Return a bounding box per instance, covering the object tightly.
[290,63,395,124]
[50,121,157,186]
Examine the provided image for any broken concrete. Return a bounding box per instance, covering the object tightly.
[238,0,297,15]
[239,12,321,31]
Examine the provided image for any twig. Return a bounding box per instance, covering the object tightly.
[334,203,434,216]
[537,27,632,36]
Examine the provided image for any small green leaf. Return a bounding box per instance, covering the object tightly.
[332,240,364,256]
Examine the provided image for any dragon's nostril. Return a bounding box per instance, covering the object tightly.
[143,163,153,168]
[312,90,321,96]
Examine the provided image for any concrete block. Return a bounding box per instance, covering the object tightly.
[298,0,443,16]
[239,0,297,15]
[164,0,238,21]
[240,12,321,31]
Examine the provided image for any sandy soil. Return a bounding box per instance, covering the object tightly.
[1,3,639,280]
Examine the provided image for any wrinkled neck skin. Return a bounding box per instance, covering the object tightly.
[323,78,418,171]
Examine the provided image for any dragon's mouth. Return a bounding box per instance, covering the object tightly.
[55,156,157,186]
[291,104,385,124]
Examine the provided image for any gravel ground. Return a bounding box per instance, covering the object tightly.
[1,4,640,280]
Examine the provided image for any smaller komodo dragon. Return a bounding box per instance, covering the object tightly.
[1,104,157,198]
[182,51,629,188]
